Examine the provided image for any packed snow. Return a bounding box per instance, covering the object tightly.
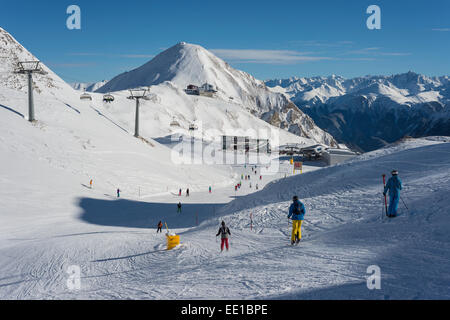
[1,128,449,298]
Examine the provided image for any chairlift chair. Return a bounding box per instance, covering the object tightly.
[170,116,180,127]
[80,92,92,101]
[103,94,114,103]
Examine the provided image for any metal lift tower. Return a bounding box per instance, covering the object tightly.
[15,61,46,122]
[127,88,150,138]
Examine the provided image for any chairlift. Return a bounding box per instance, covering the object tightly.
[103,94,114,103]
[80,92,92,101]
[170,116,180,127]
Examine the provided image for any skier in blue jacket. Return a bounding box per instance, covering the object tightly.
[383,170,403,217]
[287,196,306,244]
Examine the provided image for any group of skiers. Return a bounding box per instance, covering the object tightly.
[235,166,263,193]
[229,169,403,249]
[179,188,190,197]
[155,169,404,250]
[88,178,122,198]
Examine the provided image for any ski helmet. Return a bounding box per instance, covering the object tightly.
[221,221,225,226]
[293,195,299,201]
[391,170,399,175]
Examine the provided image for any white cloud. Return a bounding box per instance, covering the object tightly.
[346,47,410,57]
[118,54,155,59]
[210,49,333,64]
[67,53,155,59]
[432,28,450,32]
[289,40,355,47]
[47,62,96,68]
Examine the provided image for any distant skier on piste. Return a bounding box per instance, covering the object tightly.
[383,170,403,218]
[288,196,305,245]
[177,202,182,213]
[157,221,163,233]
[216,221,231,252]
[117,188,120,198]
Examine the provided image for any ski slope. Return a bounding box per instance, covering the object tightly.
[1,137,449,299]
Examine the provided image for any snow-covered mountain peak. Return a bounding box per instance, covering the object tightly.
[96,42,338,147]
[71,80,109,92]
[0,27,73,97]
[96,41,260,99]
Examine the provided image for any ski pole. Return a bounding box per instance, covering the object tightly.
[400,196,409,213]
[382,174,388,216]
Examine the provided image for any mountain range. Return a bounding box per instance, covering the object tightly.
[266,73,450,151]
[71,81,108,92]
[3,22,448,153]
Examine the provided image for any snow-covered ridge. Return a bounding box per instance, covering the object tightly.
[0,27,73,97]
[265,72,450,106]
[71,80,109,92]
[266,72,450,151]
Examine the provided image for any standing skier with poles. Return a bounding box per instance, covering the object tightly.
[287,196,305,245]
[177,202,182,214]
[383,170,403,218]
[157,221,163,233]
[216,221,231,252]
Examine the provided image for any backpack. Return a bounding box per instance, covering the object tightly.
[293,202,301,215]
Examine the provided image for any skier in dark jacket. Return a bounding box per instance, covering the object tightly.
[117,188,120,198]
[216,221,231,251]
[384,170,403,217]
[157,221,163,233]
[177,202,182,213]
[287,196,305,244]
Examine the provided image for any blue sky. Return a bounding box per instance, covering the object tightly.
[1,0,449,83]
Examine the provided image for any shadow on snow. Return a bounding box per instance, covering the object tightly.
[77,197,223,229]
